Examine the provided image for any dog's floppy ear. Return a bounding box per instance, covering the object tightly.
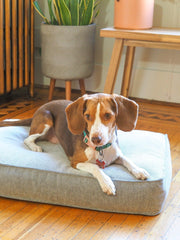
[65,95,87,135]
[113,94,139,131]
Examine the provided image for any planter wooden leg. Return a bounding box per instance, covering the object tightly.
[66,81,71,100]
[121,46,135,97]
[79,79,86,96]
[48,78,56,101]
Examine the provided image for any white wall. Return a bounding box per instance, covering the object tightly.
[34,0,180,103]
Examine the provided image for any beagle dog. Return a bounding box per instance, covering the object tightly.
[0,93,149,195]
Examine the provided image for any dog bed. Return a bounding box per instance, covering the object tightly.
[0,126,172,216]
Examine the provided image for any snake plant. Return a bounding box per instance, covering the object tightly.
[33,0,101,26]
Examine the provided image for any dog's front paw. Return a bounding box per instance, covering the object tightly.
[99,174,116,195]
[132,167,150,180]
[30,145,43,152]
[24,139,42,152]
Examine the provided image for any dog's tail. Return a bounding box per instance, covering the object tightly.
[0,118,32,127]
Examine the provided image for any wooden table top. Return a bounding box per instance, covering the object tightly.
[100,27,180,44]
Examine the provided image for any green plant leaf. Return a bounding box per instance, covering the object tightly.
[56,0,63,23]
[33,1,49,24]
[93,0,101,20]
[59,0,72,25]
[53,0,61,24]
[64,0,70,8]
[70,0,79,25]
[81,0,94,25]
[47,0,57,24]
[79,0,86,24]
[83,0,87,8]
[94,0,101,10]
[33,0,100,26]
[94,8,99,19]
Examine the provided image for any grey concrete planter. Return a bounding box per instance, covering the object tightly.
[41,23,96,80]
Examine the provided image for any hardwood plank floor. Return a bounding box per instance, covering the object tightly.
[0,88,180,240]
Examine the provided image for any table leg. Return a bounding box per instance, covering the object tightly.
[121,46,135,97]
[104,39,124,94]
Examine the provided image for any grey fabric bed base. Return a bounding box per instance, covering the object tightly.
[0,127,172,216]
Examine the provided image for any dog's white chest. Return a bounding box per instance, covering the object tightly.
[85,143,120,167]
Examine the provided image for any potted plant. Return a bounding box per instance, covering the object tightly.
[33,0,100,100]
[114,0,154,30]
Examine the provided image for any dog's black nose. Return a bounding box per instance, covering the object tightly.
[91,136,102,145]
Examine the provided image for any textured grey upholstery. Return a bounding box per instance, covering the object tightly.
[0,126,172,215]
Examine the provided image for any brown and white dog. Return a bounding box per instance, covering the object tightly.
[0,93,149,195]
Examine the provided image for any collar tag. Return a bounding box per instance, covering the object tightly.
[96,149,105,168]
[98,149,104,161]
[96,159,105,169]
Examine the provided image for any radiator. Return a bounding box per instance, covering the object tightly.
[0,0,34,96]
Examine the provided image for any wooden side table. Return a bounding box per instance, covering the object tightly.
[100,27,180,97]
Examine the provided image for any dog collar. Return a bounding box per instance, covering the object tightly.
[83,131,112,169]
[83,131,112,152]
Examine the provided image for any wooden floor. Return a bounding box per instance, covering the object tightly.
[0,88,180,240]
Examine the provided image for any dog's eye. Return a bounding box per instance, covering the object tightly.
[85,114,90,120]
[104,113,111,120]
